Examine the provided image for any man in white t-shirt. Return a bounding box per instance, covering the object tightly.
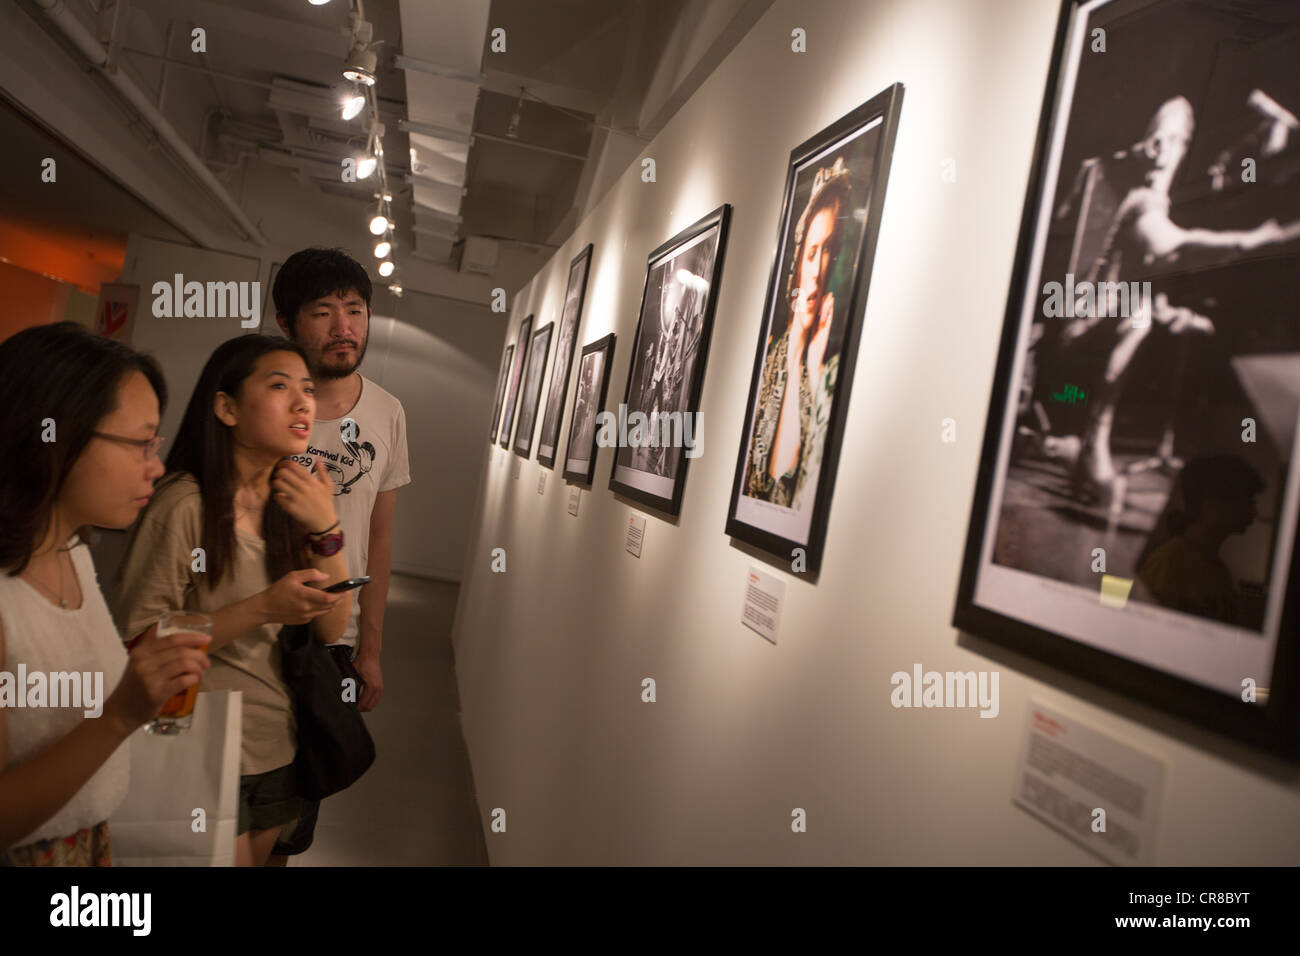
[269,247,411,860]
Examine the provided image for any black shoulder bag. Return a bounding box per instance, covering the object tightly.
[278,623,376,800]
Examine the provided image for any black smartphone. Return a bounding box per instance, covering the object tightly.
[323,576,371,593]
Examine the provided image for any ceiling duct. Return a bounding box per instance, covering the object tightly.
[397,0,490,261]
[455,235,498,275]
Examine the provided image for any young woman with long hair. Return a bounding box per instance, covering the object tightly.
[0,322,210,866]
[112,334,352,867]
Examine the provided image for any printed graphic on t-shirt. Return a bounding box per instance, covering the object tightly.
[291,423,374,496]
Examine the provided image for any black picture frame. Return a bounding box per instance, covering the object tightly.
[562,333,616,485]
[498,314,533,450]
[952,0,1300,759]
[513,322,554,458]
[723,82,904,574]
[538,244,594,469]
[489,342,514,442]
[608,203,732,515]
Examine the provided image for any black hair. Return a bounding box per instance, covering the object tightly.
[1180,454,1265,521]
[273,247,373,337]
[156,334,311,584]
[0,322,167,575]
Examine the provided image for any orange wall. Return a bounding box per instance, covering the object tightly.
[0,213,126,342]
[0,218,124,294]
[0,259,71,343]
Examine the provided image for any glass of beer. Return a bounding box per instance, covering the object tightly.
[145,610,212,735]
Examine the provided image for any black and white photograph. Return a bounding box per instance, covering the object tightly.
[498,314,533,449]
[724,84,904,573]
[489,343,515,443]
[563,333,616,485]
[513,322,554,458]
[538,244,594,468]
[609,205,731,514]
[955,0,1300,755]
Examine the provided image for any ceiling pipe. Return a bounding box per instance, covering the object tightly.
[472,130,588,162]
[34,0,268,246]
[121,48,409,119]
[156,20,175,111]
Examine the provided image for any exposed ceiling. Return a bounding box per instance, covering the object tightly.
[2,0,773,300]
[0,100,185,244]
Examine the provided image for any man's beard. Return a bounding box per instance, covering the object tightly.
[314,335,368,380]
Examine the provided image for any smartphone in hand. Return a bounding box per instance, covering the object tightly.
[322,576,371,594]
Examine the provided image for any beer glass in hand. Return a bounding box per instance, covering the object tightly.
[145,610,212,735]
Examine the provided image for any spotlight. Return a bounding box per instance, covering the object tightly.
[341,91,365,121]
[342,12,376,85]
[356,154,377,179]
[369,214,389,235]
[373,239,391,258]
[378,260,394,277]
[389,283,403,297]
[309,0,332,5]
[343,45,377,86]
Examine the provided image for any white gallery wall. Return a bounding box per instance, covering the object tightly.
[451,0,1300,864]
[373,295,507,580]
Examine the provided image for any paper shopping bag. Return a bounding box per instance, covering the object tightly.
[108,690,241,866]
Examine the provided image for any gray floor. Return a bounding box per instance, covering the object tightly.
[294,574,489,866]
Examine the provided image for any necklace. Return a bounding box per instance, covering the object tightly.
[25,548,72,609]
[233,493,268,540]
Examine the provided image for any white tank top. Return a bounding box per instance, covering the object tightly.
[0,539,130,845]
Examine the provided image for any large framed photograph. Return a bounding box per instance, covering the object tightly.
[498,314,533,449]
[609,204,732,515]
[538,244,594,468]
[489,343,514,442]
[563,333,616,485]
[954,0,1300,757]
[724,83,904,573]
[513,322,554,458]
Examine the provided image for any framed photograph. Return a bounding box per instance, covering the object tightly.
[498,314,533,449]
[724,83,905,573]
[489,343,514,442]
[609,203,732,515]
[563,333,616,485]
[538,244,594,468]
[954,0,1300,757]
[513,322,554,458]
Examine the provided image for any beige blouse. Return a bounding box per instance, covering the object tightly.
[110,474,296,776]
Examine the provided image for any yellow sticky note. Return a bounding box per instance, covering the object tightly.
[1099,574,1134,609]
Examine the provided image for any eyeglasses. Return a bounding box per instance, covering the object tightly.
[93,431,166,462]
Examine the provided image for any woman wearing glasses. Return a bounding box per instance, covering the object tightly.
[111,334,351,867]
[0,322,211,866]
